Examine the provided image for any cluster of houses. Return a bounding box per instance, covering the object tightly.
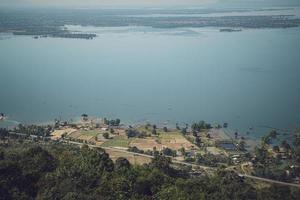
[54,114,121,131]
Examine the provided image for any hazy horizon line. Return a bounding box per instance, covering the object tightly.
[1,4,300,10]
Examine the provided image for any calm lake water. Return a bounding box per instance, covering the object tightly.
[0,26,300,137]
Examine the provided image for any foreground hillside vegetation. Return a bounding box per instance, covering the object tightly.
[0,141,300,200]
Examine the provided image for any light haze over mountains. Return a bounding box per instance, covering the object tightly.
[1,0,300,7]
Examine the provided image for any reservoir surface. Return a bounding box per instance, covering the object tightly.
[0,26,300,136]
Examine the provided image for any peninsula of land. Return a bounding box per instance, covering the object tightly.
[1,8,300,39]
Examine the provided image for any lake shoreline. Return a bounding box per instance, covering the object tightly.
[0,114,280,147]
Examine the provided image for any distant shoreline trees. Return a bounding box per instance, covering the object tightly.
[103,118,121,126]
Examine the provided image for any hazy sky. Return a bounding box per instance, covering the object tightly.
[1,0,300,7]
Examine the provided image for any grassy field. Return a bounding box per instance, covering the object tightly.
[158,131,183,140]
[51,128,77,140]
[105,149,152,165]
[79,130,100,137]
[206,147,222,155]
[101,135,132,148]
[158,131,197,150]
[66,130,100,142]
[130,138,162,151]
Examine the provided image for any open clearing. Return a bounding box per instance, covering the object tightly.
[105,129,198,151]
[80,130,100,137]
[129,138,163,151]
[64,130,102,143]
[102,129,196,151]
[51,128,77,140]
[68,131,82,139]
[105,149,151,165]
[206,147,222,155]
[101,135,132,148]
[208,128,231,141]
[77,135,94,141]
[158,131,196,150]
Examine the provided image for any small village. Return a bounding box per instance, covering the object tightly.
[1,113,299,186]
[48,114,253,170]
[1,113,300,200]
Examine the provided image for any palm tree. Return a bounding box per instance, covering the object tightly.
[81,114,88,121]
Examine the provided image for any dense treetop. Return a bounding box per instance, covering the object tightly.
[0,141,300,200]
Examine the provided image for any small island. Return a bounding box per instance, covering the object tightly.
[220,28,242,32]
